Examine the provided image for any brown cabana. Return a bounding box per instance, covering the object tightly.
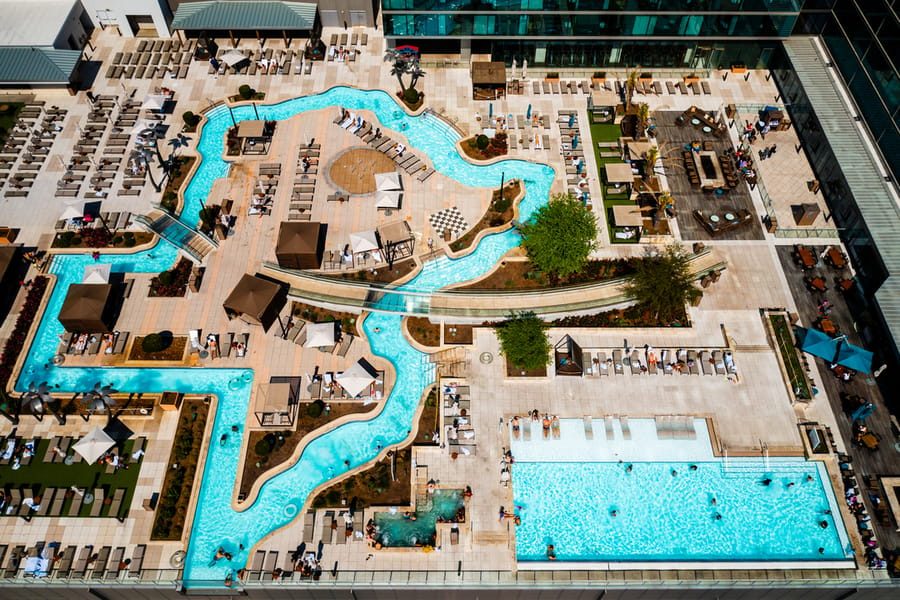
[58,284,116,333]
[275,221,325,269]
[554,334,584,377]
[223,274,287,332]
[377,220,415,263]
[253,380,298,427]
[472,61,506,100]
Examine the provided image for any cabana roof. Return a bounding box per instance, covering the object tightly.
[171,1,316,31]
[58,283,116,333]
[223,274,286,331]
[471,61,506,86]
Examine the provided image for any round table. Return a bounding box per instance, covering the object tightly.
[724,213,735,221]
[709,215,720,223]
[702,126,712,133]
[64,456,74,465]
[690,118,700,125]
[83,493,94,505]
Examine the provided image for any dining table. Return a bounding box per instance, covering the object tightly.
[807,276,827,292]
[826,246,847,268]
[819,318,836,336]
[796,246,817,269]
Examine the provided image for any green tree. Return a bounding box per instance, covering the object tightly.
[494,312,551,370]
[622,244,702,322]
[519,193,598,278]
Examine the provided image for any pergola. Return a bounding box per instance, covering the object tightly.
[471,62,506,100]
[222,274,287,332]
[170,1,318,47]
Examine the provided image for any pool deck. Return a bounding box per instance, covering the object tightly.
[0,23,895,589]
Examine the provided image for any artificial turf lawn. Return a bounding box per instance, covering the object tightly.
[0,436,142,518]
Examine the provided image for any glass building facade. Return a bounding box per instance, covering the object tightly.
[382,1,803,69]
[798,0,900,183]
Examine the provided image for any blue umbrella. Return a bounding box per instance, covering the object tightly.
[569,113,575,127]
[526,104,532,120]
[572,134,579,149]
[797,328,873,373]
[489,103,493,118]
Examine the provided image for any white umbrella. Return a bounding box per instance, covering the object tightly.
[83,263,111,284]
[375,189,402,209]
[304,322,338,348]
[220,50,248,68]
[375,171,402,191]
[336,358,379,398]
[350,230,380,254]
[59,201,85,221]
[511,58,517,78]
[72,427,115,465]
[522,59,527,79]
[141,94,168,111]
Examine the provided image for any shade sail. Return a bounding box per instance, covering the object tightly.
[350,230,379,254]
[375,189,402,209]
[304,321,338,348]
[375,171,402,191]
[336,358,379,398]
[605,162,635,184]
[141,94,168,111]
[58,284,116,333]
[236,120,265,138]
[72,427,115,465]
[83,263,111,285]
[275,221,324,269]
[797,328,874,374]
[222,274,286,332]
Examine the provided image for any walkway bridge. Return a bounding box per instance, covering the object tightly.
[133,210,218,263]
[261,249,727,320]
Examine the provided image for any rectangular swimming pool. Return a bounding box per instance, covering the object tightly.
[510,418,852,564]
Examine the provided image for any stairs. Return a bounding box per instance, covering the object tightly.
[133,210,217,263]
[431,347,468,378]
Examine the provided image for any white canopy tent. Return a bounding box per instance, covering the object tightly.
[336,358,379,398]
[375,189,402,209]
[375,171,402,191]
[140,94,168,111]
[72,427,116,465]
[59,201,85,221]
[350,230,380,254]
[304,321,338,348]
[83,263,112,285]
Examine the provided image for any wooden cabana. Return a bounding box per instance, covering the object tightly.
[223,274,287,332]
[253,380,298,427]
[377,220,415,266]
[275,221,325,269]
[58,284,117,333]
[554,334,584,377]
[472,61,506,100]
[236,120,272,154]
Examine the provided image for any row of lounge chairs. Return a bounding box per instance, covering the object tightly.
[583,348,738,376]
[107,39,194,79]
[2,103,52,198]
[59,331,130,356]
[0,543,145,580]
[442,378,476,456]
[289,143,321,221]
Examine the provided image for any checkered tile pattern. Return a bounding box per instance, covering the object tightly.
[429,206,469,237]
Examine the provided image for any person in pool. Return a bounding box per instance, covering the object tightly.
[547,545,557,560]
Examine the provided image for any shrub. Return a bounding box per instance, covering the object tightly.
[307,400,325,418]
[403,87,420,104]
[123,232,136,247]
[238,84,253,100]
[493,197,512,213]
[183,111,200,128]
[254,439,272,457]
[112,235,123,245]
[476,134,490,150]
[58,231,75,248]
[141,333,167,354]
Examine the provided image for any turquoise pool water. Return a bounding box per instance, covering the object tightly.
[509,419,851,563]
[373,488,465,547]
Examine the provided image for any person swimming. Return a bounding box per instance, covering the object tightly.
[761,478,772,486]
[219,433,227,445]
[547,545,556,560]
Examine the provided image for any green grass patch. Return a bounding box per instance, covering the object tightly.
[769,314,811,400]
[0,437,142,518]
[590,122,621,144]
[590,122,642,244]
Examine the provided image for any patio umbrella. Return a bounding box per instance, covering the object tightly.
[375,189,402,209]
[569,113,575,127]
[522,59,527,79]
[526,104,532,120]
[572,134,579,149]
[489,103,493,118]
[796,328,874,373]
[131,119,161,136]
[350,230,379,254]
[72,426,115,464]
[374,171,402,191]
[59,201,85,221]
[851,401,875,423]
[140,94,167,111]
[511,58,517,77]
[336,358,379,398]
[304,321,338,348]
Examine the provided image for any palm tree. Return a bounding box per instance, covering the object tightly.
[20,381,64,424]
[82,382,118,421]
[625,68,639,111]
[384,48,426,98]
[636,103,650,138]
[0,389,19,424]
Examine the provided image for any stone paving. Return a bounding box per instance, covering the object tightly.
[0,23,890,586]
